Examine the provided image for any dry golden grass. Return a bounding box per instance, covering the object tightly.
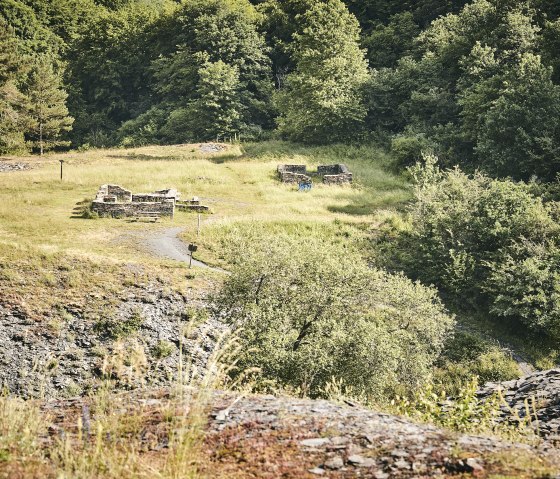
[0,141,409,268]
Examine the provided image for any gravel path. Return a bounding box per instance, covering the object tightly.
[144,226,225,272]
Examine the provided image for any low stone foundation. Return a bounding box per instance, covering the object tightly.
[95,184,132,202]
[277,165,311,183]
[277,163,353,185]
[93,200,175,218]
[318,164,353,184]
[92,184,178,218]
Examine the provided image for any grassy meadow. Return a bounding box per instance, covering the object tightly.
[0,141,409,266]
[0,141,410,315]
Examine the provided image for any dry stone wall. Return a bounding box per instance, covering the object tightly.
[92,200,175,218]
[277,164,353,185]
[92,184,177,218]
[277,165,311,183]
[318,164,353,184]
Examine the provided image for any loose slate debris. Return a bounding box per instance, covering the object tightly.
[42,388,560,478]
[0,161,32,172]
[199,143,227,154]
[478,368,560,441]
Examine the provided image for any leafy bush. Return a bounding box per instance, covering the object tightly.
[152,340,175,360]
[383,156,560,338]
[390,131,435,168]
[212,233,454,400]
[94,309,144,339]
[391,377,537,441]
[435,331,520,395]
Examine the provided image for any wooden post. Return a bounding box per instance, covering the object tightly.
[59,160,64,181]
[197,213,201,237]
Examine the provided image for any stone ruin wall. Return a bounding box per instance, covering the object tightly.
[92,200,174,218]
[277,165,311,183]
[92,184,176,218]
[95,184,133,202]
[318,164,353,184]
[277,164,353,184]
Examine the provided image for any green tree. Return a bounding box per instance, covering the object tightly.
[0,21,30,154]
[383,157,560,338]
[276,0,369,143]
[214,234,454,399]
[184,60,243,141]
[364,12,419,69]
[472,54,560,180]
[66,2,165,146]
[26,55,74,155]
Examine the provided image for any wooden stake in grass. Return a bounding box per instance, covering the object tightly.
[59,159,64,181]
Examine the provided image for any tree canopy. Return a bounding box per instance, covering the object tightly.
[2,0,560,180]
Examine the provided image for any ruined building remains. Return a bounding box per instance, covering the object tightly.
[277,164,353,185]
[92,185,179,218]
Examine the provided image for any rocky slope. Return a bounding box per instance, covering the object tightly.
[43,389,560,478]
[0,284,225,398]
[478,368,560,442]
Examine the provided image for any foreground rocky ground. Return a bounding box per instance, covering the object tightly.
[478,369,560,442]
[0,283,225,398]
[42,389,560,479]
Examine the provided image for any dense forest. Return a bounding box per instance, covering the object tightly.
[1,0,560,181]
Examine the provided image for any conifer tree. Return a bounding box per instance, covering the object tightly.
[0,21,30,154]
[26,55,73,155]
[275,0,369,143]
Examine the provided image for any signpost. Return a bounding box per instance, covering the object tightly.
[188,243,198,269]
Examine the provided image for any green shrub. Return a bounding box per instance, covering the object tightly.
[94,309,144,339]
[80,206,98,219]
[152,340,175,360]
[391,377,536,441]
[435,331,520,395]
[212,233,454,400]
[390,132,435,168]
[383,156,560,338]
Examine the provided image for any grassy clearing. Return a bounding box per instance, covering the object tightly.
[0,140,409,276]
[0,140,409,319]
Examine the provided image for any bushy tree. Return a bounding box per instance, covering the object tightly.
[364,0,560,179]
[152,0,273,134]
[26,54,74,154]
[363,12,419,69]
[383,156,560,338]
[213,234,454,399]
[184,60,243,140]
[66,2,164,145]
[275,0,369,143]
[473,54,560,180]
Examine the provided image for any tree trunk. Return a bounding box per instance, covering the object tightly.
[39,122,43,156]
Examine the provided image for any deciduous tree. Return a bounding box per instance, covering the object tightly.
[276,0,369,143]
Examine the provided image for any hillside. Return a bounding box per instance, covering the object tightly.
[2,140,560,477]
[0,141,409,397]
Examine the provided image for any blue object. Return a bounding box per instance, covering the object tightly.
[298,181,312,192]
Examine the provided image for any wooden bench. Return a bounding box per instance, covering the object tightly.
[132,211,161,223]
